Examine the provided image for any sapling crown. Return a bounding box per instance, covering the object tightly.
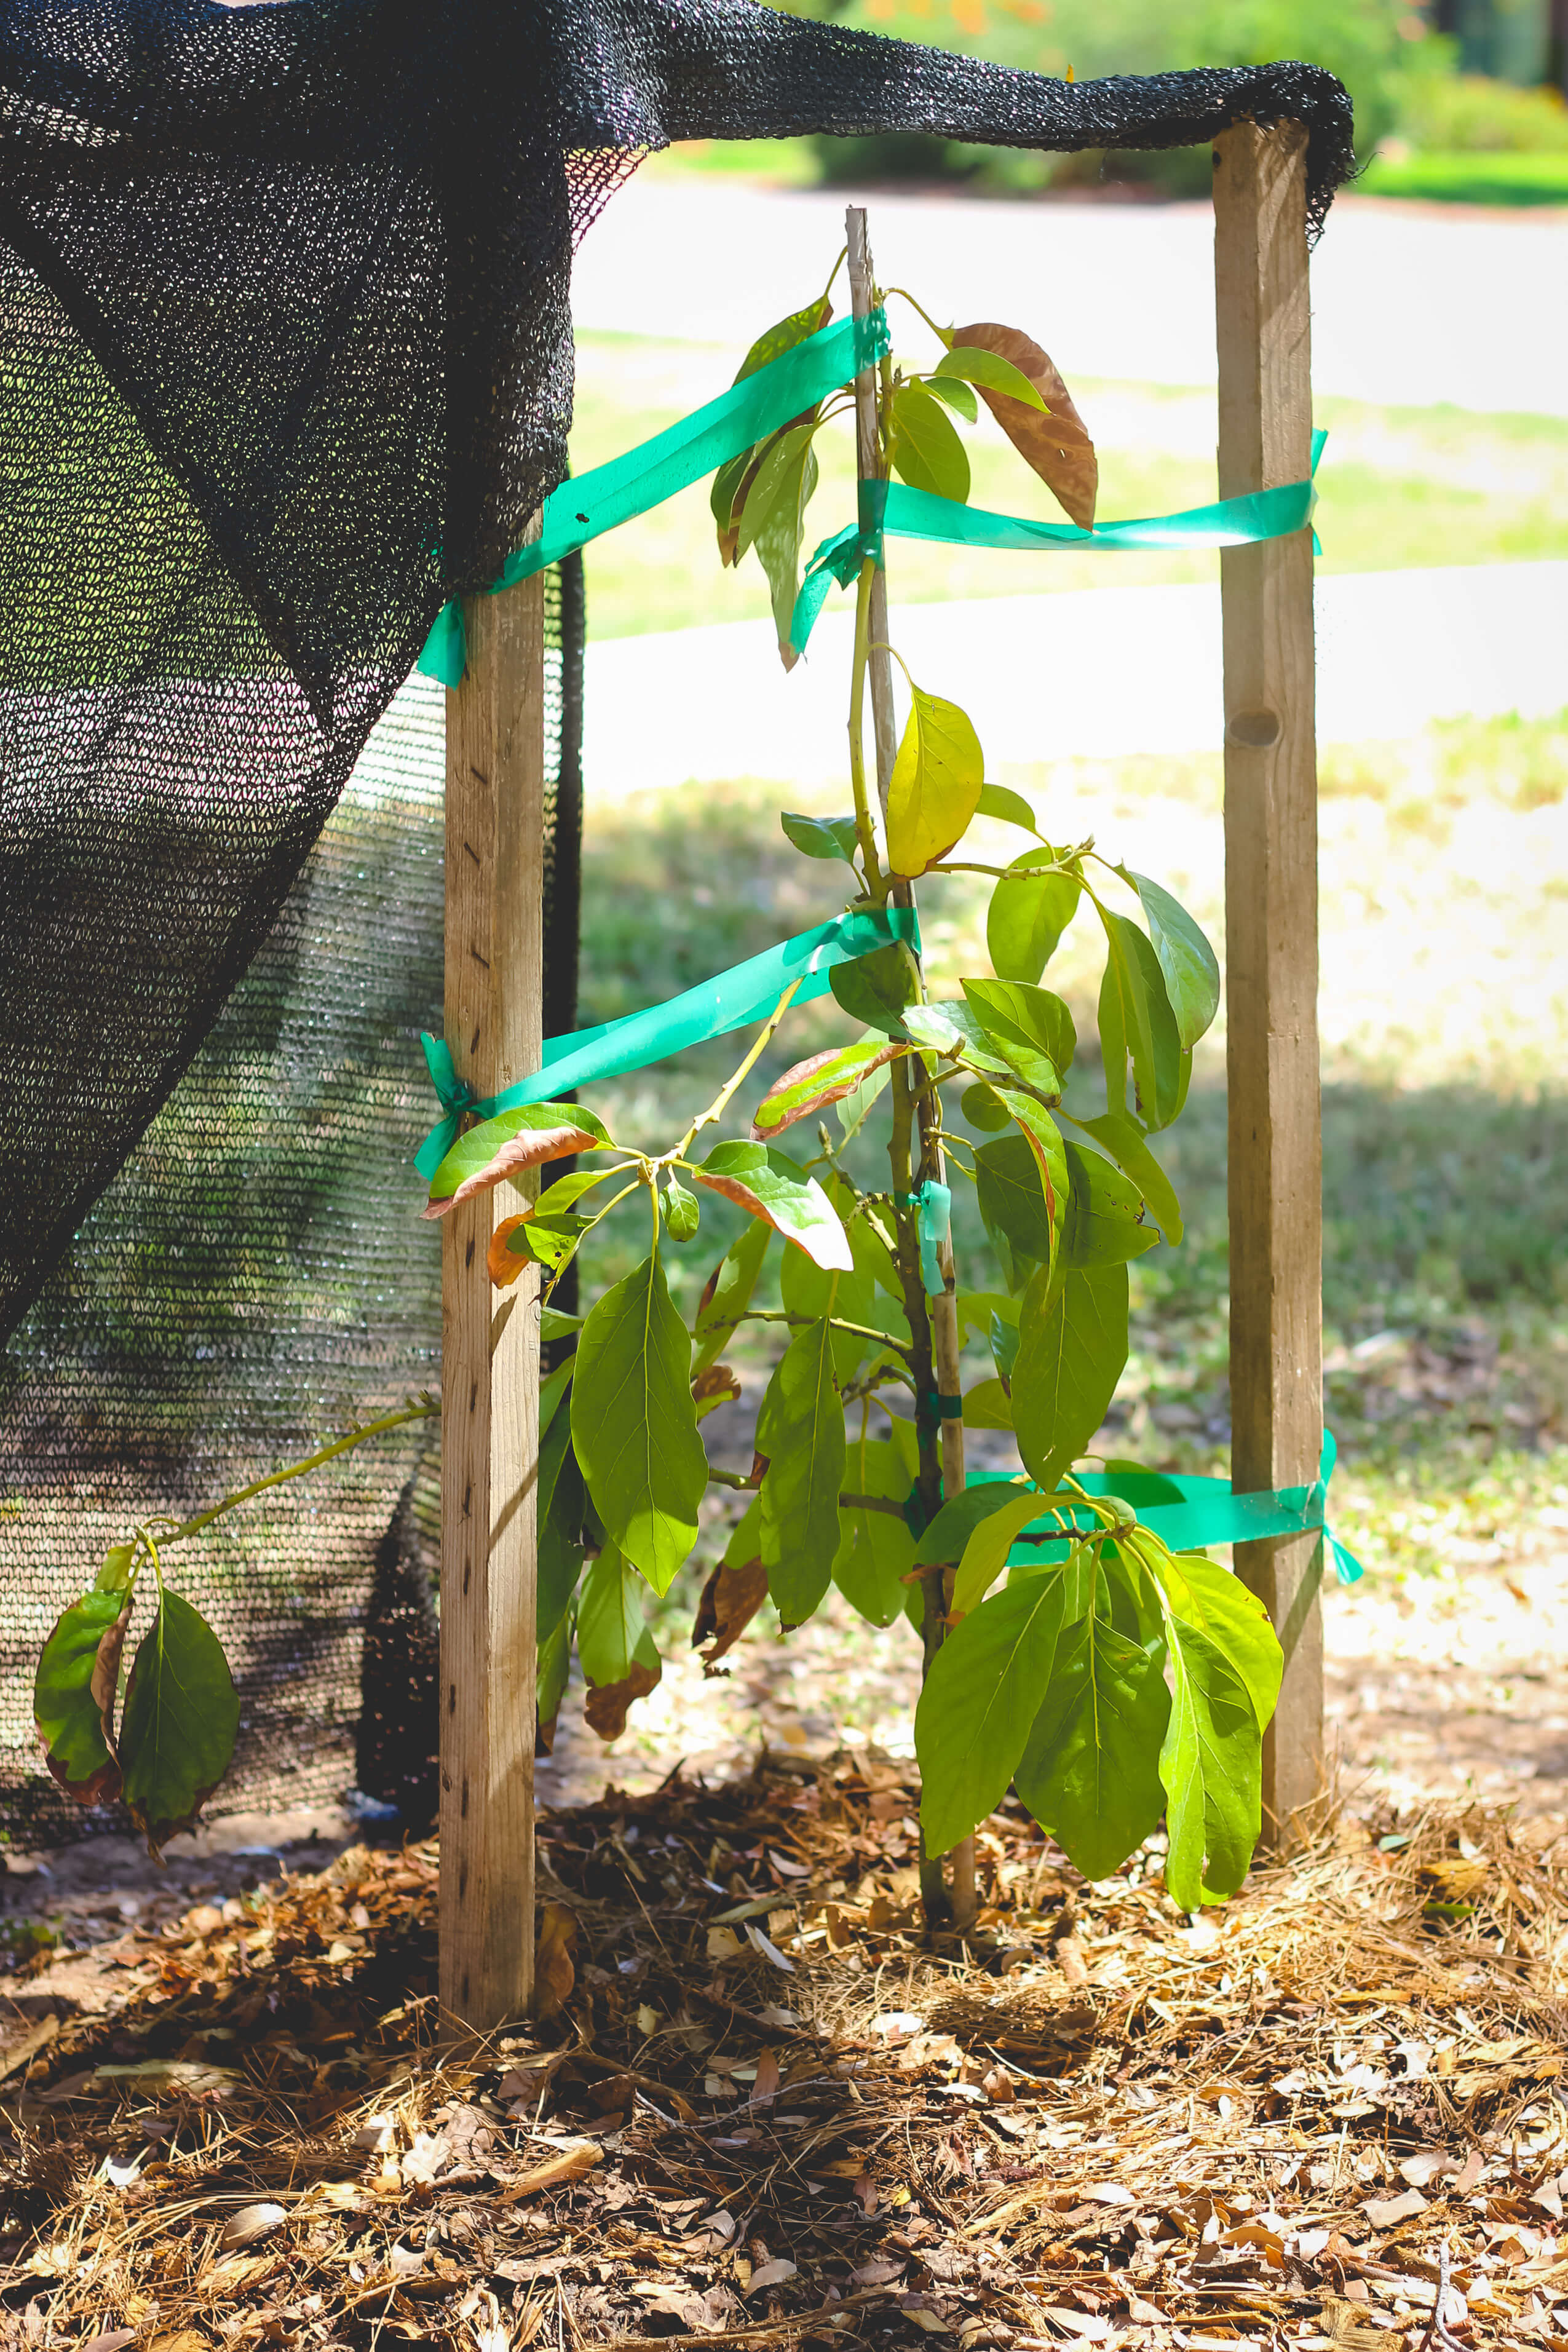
[38,229,1282,1909]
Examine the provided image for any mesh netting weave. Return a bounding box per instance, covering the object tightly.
[0,0,1352,1838]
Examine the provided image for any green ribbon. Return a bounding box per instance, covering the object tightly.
[970,1425,1363,1586]
[415,905,920,1179]
[418,307,893,687]
[788,430,1327,657]
[897,1176,951,1297]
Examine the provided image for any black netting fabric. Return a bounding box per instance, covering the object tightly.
[0,0,1352,1836]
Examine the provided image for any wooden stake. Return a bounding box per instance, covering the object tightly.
[440,569,545,2030]
[847,205,973,1926]
[1213,123,1324,1845]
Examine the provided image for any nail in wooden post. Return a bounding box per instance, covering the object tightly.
[1214,122,1324,1845]
[440,566,544,2030]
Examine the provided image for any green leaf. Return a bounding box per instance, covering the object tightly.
[988,856,1081,984]
[576,1543,649,1689]
[915,1573,1071,1856]
[34,1588,129,1804]
[920,372,978,423]
[571,1247,707,1595]
[1158,1615,1263,1907]
[890,383,971,505]
[692,1141,852,1273]
[960,1082,1009,1133]
[693,1217,771,1378]
[999,1091,1069,1247]
[962,1379,1013,1431]
[1098,911,1184,1132]
[662,1176,701,1243]
[758,1318,845,1626]
[502,1208,591,1273]
[97,1543,135,1595]
[781,1217,880,1385]
[426,1101,614,1214]
[1015,1615,1170,1880]
[976,782,1039,832]
[752,1036,907,1141]
[1144,1545,1283,1730]
[962,978,1077,1080]
[903,1000,1005,1075]
[1012,1262,1129,1494]
[949,1487,1047,1617]
[711,451,751,556]
[119,1593,239,1858]
[934,345,1048,411]
[975,1130,1059,1270]
[541,1305,584,1343]
[734,296,833,384]
[916,1478,1032,1568]
[991,1309,1020,1385]
[538,1404,587,1642]
[1060,1141,1160,1270]
[751,430,821,669]
[724,1494,764,1572]
[886,687,984,879]
[830,940,919,1038]
[833,1433,916,1626]
[837,1053,895,1142]
[1119,870,1220,1049]
[537,1609,572,1748]
[1064,1111,1184,1246]
[781,810,860,865]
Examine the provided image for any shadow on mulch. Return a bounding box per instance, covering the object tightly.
[3,1757,1568,2350]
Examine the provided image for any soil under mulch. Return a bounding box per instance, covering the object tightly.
[3,1761,1568,2352]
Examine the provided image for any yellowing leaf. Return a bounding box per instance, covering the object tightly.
[885,687,983,879]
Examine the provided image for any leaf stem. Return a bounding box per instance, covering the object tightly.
[159,1400,440,1549]
[708,1307,914,1360]
[706,1466,907,1521]
[676,980,804,1159]
[883,287,952,348]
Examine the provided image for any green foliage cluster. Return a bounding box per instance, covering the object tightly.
[446,267,1286,1915]
[39,256,1290,1915]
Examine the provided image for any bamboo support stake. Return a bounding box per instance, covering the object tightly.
[1213,123,1324,1847]
[847,205,973,1926]
[440,564,545,2030]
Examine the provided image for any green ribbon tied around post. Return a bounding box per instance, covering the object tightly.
[415,905,921,1179]
[788,431,1327,657]
[418,307,894,687]
[969,1425,1364,1587]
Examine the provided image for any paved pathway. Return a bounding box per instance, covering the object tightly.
[572,176,1568,416]
[582,559,1568,796]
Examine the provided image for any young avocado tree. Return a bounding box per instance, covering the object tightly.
[451,239,1284,1922]
[34,234,1283,1917]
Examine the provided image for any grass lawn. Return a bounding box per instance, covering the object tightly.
[1356,151,1568,207]
[569,332,1568,640]
[564,702,1568,1687]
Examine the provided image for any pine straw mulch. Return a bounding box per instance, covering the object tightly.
[4,1760,1568,2352]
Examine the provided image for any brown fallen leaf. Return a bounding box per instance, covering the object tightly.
[693,1556,769,1669]
[0,2014,59,2083]
[1364,2188,1427,2229]
[499,2141,601,2203]
[220,2201,286,2249]
[949,321,1096,529]
[750,2048,781,2105]
[534,1902,577,2023]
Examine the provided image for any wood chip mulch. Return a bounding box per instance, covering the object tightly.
[3,1757,1568,2352]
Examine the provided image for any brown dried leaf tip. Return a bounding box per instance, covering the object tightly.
[951,320,1097,529]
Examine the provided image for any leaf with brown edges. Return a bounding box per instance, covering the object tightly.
[949,321,1096,529]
